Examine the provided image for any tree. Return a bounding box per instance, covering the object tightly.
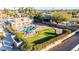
[3,8,15,18]
[34,13,44,22]
[72,11,77,15]
[3,8,9,14]
[67,10,78,16]
[18,7,24,13]
[18,7,37,18]
[51,11,72,24]
[25,7,37,18]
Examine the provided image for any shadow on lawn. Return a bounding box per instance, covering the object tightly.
[45,32,56,35]
[32,32,57,46]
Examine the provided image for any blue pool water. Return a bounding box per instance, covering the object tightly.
[21,26,35,32]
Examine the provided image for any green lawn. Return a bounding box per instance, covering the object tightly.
[15,28,57,46]
[25,28,56,43]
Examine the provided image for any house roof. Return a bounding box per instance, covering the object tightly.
[0,28,3,32]
[0,32,19,51]
[0,33,14,51]
[42,14,51,19]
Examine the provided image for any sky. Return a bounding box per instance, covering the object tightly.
[0,0,79,9]
[34,7,79,10]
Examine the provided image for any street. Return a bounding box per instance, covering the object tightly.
[48,32,79,51]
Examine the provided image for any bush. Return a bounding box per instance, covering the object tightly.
[51,12,72,23]
[21,43,32,51]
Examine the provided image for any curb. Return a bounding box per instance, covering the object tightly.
[71,44,79,51]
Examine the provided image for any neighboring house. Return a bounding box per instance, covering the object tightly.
[42,13,52,22]
[13,17,34,31]
[66,21,77,26]
[7,19,15,25]
[0,32,13,51]
[5,17,34,31]
[73,13,79,18]
[0,32,20,51]
[66,21,73,26]
[2,22,7,30]
[59,21,77,27]
[11,35,23,48]
[59,21,73,26]
[43,14,51,22]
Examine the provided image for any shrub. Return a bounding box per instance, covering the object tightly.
[21,43,32,51]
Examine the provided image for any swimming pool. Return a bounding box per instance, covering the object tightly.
[21,26,36,32]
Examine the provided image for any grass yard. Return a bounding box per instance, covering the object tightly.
[15,28,57,46]
[25,28,57,45]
